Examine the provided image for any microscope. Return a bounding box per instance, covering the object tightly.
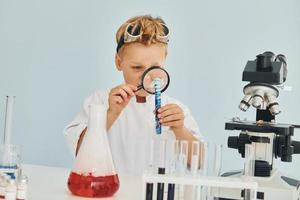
[220,52,300,200]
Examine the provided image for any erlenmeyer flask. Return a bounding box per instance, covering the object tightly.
[67,104,119,197]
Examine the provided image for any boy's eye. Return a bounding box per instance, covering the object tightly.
[132,66,143,70]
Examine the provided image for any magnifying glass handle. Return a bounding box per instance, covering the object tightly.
[134,85,143,92]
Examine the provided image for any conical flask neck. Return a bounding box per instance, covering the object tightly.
[73,103,116,175]
[87,104,106,134]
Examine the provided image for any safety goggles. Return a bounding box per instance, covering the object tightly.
[116,23,169,52]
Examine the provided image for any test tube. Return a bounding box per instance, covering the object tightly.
[198,141,208,200]
[200,142,223,200]
[2,96,19,181]
[146,139,155,200]
[168,140,178,174]
[200,142,223,176]
[167,140,179,200]
[154,78,162,135]
[213,144,223,177]
[157,138,166,200]
[174,140,182,200]
[179,140,188,174]
[200,141,208,176]
[178,140,188,200]
[244,144,256,200]
[4,96,16,145]
[191,141,200,200]
[191,141,200,176]
[212,144,223,200]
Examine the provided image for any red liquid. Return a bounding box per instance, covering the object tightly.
[67,172,120,197]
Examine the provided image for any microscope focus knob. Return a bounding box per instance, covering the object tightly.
[228,136,239,149]
[228,134,251,157]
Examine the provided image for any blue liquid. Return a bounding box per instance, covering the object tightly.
[157,168,165,200]
[154,79,162,134]
[0,165,18,179]
[167,184,175,200]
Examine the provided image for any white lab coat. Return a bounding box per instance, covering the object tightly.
[64,90,201,175]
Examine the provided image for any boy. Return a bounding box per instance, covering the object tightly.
[64,15,201,175]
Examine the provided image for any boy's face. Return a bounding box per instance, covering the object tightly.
[115,43,167,97]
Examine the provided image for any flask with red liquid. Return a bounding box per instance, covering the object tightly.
[67,104,119,198]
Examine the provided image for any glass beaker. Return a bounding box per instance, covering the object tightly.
[67,104,119,198]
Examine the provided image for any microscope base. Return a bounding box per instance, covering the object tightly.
[213,169,300,200]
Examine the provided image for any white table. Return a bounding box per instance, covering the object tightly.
[22,164,142,200]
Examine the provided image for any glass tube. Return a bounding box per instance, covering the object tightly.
[154,78,162,135]
[170,140,179,200]
[191,141,200,176]
[200,141,208,176]
[200,142,223,200]
[4,96,16,145]
[177,140,188,200]
[157,138,167,200]
[174,140,180,172]
[179,140,188,175]
[213,144,223,177]
[167,140,178,200]
[146,139,155,200]
[191,141,200,200]
[244,144,256,200]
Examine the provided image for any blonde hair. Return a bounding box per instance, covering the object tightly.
[116,15,168,52]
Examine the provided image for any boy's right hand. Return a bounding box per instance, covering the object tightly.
[108,84,137,116]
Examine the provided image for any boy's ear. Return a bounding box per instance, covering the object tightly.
[115,53,122,71]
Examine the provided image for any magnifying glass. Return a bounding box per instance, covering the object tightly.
[134,66,170,135]
[135,66,170,94]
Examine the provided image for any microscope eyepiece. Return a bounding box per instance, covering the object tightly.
[256,53,274,71]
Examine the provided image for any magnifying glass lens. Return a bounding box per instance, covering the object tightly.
[140,67,170,94]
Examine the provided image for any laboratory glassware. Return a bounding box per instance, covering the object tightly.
[67,104,119,198]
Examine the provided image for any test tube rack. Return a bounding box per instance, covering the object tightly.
[142,172,258,200]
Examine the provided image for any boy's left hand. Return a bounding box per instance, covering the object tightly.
[157,104,184,130]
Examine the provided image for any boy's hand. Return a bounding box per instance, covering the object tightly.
[157,104,185,131]
[108,84,137,116]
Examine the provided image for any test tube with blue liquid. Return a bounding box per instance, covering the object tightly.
[154,78,162,135]
[154,77,164,200]
[141,66,170,200]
